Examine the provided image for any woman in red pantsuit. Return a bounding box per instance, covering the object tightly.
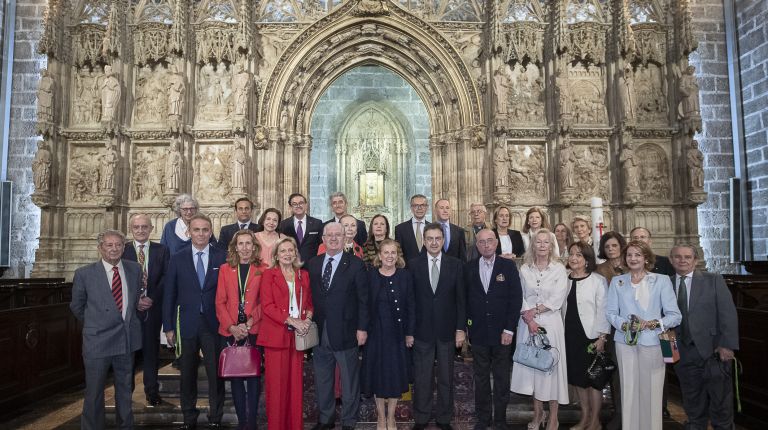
[257,237,313,430]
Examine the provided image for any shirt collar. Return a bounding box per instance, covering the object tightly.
[481,254,496,266]
[192,244,210,254]
[412,217,425,224]
[102,259,124,271]
[134,240,147,247]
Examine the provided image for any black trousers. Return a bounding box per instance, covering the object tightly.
[675,342,734,430]
[141,304,163,397]
[473,344,512,426]
[179,315,225,425]
[412,338,456,425]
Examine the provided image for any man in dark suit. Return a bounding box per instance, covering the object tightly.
[308,222,369,430]
[122,213,169,407]
[464,203,490,261]
[394,194,429,265]
[670,244,739,430]
[325,191,367,246]
[410,223,466,430]
[71,229,150,429]
[163,214,227,429]
[434,198,467,261]
[630,227,675,276]
[280,192,324,264]
[465,229,522,429]
[217,197,261,250]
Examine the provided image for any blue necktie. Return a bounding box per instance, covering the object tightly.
[322,257,334,292]
[196,251,206,288]
[442,223,450,252]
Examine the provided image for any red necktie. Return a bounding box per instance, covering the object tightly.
[112,266,123,314]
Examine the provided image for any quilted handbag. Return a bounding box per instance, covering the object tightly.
[513,332,556,373]
[218,339,261,378]
[586,351,616,390]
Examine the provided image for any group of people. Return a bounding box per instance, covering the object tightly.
[69,191,739,430]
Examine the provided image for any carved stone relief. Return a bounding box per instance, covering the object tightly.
[570,76,606,125]
[569,142,610,201]
[100,65,121,134]
[196,63,233,124]
[507,64,545,125]
[67,145,107,204]
[134,64,169,126]
[71,66,104,127]
[636,142,671,201]
[634,63,668,123]
[192,144,234,202]
[493,140,546,205]
[131,145,168,203]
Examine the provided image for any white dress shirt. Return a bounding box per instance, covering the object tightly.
[102,259,128,319]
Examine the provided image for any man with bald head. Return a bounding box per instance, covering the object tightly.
[122,214,170,407]
[630,227,675,276]
[308,222,369,430]
[465,229,522,429]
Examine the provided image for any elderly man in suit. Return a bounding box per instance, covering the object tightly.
[411,223,467,430]
[217,197,261,250]
[122,213,170,407]
[325,191,367,246]
[465,203,490,262]
[280,192,323,264]
[630,227,675,276]
[394,194,430,265]
[163,213,228,429]
[433,199,467,261]
[670,244,739,430]
[308,222,369,430]
[465,229,522,429]
[70,229,150,429]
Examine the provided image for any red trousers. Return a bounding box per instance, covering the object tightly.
[264,344,304,430]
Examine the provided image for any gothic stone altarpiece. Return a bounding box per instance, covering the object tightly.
[32,0,705,277]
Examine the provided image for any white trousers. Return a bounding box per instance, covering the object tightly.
[616,343,665,430]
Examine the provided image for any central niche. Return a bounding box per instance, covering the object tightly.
[310,66,431,224]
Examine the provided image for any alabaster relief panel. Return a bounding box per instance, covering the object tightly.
[569,66,607,125]
[133,63,170,126]
[569,141,610,201]
[636,142,671,201]
[67,143,113,204]
[196,63,234,124]
[71,66,105,127]
[65,210,106,237]
[258,29,301,78]
[130,144,169,203]
[507,64,545,125]
[634,209,674,236]
[504,141,547,202]
[634,63,668,124]
[192,143,236,202]
[444,31,483,79]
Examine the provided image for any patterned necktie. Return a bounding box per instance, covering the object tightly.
[196,251,206,288]
[137,244,146,269]
[322,257,334,292]
[483,260,493,293]
[677,275,691,343]
[111,266,123,315]
[442,223,450,252]
[415,221,423,250]
[240,223,247,230]
[296,220,304,246]
[430,257,440,293]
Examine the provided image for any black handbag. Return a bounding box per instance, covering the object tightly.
[586,351,616,390]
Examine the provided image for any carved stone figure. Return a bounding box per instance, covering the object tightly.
[352,0,389,16]
[231,138,246,191]
[254,125,269,149]
[493,64,511,115]
[620,140,640,192]
[32,140,52,192]
[100,139,119,192]
[678,65,701,118]
[167,63,185,133]
[197,64,231,122]
[165,137,182,192]
[36,68,55,135]
[620,63,636,123]
[232,62,251,117]
[471,126,486,148]
[687,139,704,190]
[559,137,576,190]
[493,139,509,188]
[73,66,102,125]
[100,65,121,132]
[555,69,571,118]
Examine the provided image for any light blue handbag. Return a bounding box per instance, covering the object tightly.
[513,331,557,373]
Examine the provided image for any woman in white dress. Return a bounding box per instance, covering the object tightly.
[511,229,569,430]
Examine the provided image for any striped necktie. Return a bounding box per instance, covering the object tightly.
[111,266,123,316]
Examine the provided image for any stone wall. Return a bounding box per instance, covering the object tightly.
[690,0,739,272]
[737,0,768,259]
[5,0,45,277]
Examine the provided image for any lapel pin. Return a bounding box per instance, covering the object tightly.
[496,274,505,282]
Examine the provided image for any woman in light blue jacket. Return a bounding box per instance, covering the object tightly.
[605,240,681,430]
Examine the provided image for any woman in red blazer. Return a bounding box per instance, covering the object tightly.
[215,230,267,430]
[257,237,313,430]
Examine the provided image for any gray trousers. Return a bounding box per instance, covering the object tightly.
[675,342,735,430]
[312,326,361,427]
[412,338,456,425]
[82,353,134,430]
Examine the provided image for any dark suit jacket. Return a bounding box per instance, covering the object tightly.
[162,245,227,337]
[217,221,261,250]
[121,241,169,303]
[493,228,525,257]
[464,256,522,346]
[308,252,368,351]
[410,252,466,343]
[674,270,739,360]
[324,217,367,248]
[280,215,323,265]
[70,260,144,359]
[442,222,467,261]
[653,255,675,277]
[394,219,424,265]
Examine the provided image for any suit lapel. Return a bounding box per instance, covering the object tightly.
[689,270,705,312]
[284,218,296,236]
[329,253,349,289]
[474,260,485,295]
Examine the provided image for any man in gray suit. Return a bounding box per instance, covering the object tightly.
[670,244,739,430]
[70,229,151,429]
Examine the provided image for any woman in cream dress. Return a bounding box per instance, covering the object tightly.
[511,229,569,430]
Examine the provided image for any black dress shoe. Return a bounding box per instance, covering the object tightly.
[310,423,334,430]
[412,425,427,430]
[207,423,221,429]
[177,424,196,430]
[342,427,355,430]
[493,422,510,430]
[146,394,162,407]
[437,424,454,430]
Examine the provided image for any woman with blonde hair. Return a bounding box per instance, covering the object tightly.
[361,239,415,429]
[553,223,572,259]
[511,229,569,430]
[571,215,593,247]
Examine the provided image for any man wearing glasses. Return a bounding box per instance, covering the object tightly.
[279,192,323,264]
[395,194,430,266]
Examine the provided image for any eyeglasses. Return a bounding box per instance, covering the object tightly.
[180,207,196,212]
[476,239,496,246]
[411,204,428,209]
[424,237,443,243]
[290,202,305,207]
